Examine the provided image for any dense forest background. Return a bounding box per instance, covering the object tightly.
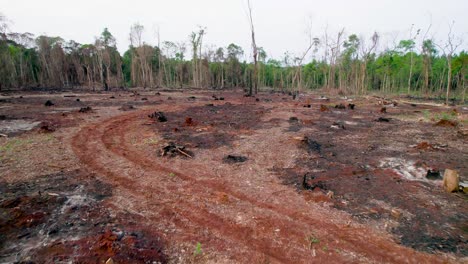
[0,14,466,102]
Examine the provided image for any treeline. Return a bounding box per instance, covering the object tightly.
[0,18,466,101]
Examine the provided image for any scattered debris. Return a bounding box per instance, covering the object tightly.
[149,112,167,122]
[223,155,248,164]
[458,128,468,139]
[376,117,390,122]
[379,100,398,107]
[0,133,8,137]
[426,170,442,180]
[391,209,401,219]
[302,173,327,191]
[435,119,458,127]
[335,103,346,109]
[79,106,92,113]
[119,105,135,111]
[288,117,301,132]
[302,173,314,190]
[331,121,346,130]
[459,182,468,194]
[45,100,54,107]
[302,137,321,154]
[39,123,56,133]
[161,142,192,158]
[443,169,459,193]
[415,142,436,151]
[320,105,329,112]
[185,117,196,126]
[380,107,387,113]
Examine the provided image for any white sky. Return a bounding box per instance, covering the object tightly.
[2,0,467,60]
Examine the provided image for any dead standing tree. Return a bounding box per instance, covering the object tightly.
[190,27,206,88]
[247,0,258,95]
[436,21,463,105]
[421,19,433,95]
[358,32,379,94]
[327,28,345,89]
[291,18,316,94]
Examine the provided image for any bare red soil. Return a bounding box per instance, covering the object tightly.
[0,89,466,263]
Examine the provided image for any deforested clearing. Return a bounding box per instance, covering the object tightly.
[1,1,467,263]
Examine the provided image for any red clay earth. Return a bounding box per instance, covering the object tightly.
[0,88,467,263]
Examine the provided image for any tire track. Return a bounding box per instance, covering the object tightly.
[72,108,445,264]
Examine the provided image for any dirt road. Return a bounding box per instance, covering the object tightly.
[1,90,466,263]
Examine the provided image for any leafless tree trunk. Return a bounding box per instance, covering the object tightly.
[437,21,463,104]
[247,0,258,95]
[291,19,315,94]
[359,32,379,94]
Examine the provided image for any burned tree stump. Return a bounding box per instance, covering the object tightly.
[335,103,346,109]
[79,106,92,113]
[161,142,192,158]
[376,117,391,122]
[223,155,248,164]
[149,112,167,122]
[302,173,328,191]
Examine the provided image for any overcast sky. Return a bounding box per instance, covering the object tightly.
[2,0,467,60]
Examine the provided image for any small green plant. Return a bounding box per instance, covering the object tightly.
[193,242,202,256]
[436,111,457,121]
[421,109,457,122]
[422,110,432,120]
[0,138,32,152]
[169,172,176,177]
[322,246,328,252]
[306,234,320,249]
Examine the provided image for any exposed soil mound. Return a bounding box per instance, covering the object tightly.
[435,119,458,127]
